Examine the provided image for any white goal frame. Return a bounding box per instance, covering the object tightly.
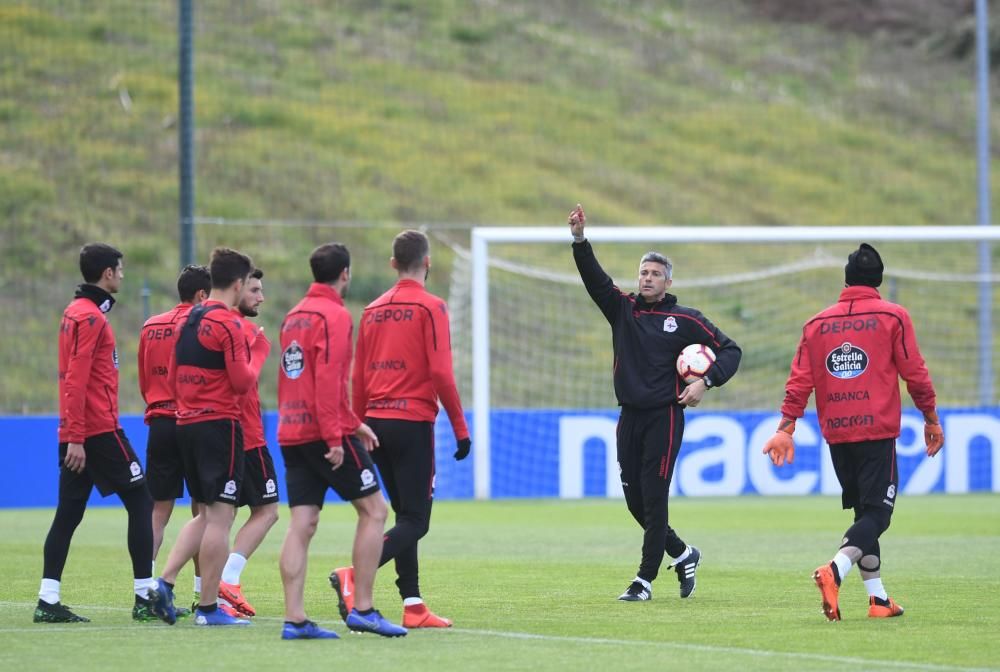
[470,225,1000,499]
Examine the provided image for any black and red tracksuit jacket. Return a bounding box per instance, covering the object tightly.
[277,283,360,448]
[573,239,742,408]
[138,303,193,424]
[171,299,269,425]
[58,284,122,443]
[352,278,469,440]
[780,285,937,444]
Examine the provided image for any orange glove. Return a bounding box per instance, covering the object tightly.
[923,410,943,457]
[762,417,797,467]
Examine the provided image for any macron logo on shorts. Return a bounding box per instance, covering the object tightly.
[360,469,377,491]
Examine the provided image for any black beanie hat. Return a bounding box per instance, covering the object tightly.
[844,243,884,288]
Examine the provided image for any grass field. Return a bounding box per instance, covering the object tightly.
[1,495,998,671]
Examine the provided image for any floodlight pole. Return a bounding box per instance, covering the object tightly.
[975,0,993,406]
[178,0,195,267]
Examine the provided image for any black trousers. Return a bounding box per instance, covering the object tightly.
[617,404,687,583]
[367,417,436,600]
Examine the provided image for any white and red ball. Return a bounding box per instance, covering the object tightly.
[676,343,716,384]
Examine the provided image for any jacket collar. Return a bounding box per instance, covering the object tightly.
[75,284,115,313]
[839,285,881,302]
[306,282,344,305]
[631,292,678,311]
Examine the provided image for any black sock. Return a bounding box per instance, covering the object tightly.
[286,620,310,627]
[198,603,217,613]
[357,608,375,616]
[163,579,175,591]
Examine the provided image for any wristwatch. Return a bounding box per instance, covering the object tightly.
[703,376,713,388]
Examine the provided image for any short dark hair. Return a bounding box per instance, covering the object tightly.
[209,247,254,289]
[79,243,123,283]
[392,230,430,272]
[640,251,672,280]
[250,268,263,281]
[310,243,350,284]
[176,264,211,302]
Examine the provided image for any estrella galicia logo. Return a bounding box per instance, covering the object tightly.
[113,347,119,370]
[281,340,305,380]
[826,342,869,379]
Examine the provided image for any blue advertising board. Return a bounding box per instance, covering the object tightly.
[1,408,996,507]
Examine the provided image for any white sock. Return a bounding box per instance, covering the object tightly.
[670,546,692,566]
[39,578,60,605]
[150,561,156,577]
[134,578,156,600]
[403,597,424,607]
[864,578,888,601]
[633,576,652,591]
[221,553,247,585]
[193,576,202,595]
[832,552,854,583]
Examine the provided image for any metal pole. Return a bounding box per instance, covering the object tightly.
[975,0,993,406]
[178,0,195,267]
[471,230,491,499]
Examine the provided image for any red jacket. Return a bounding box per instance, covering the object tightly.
[58,285,120,443]
[236,311,268,450]
[172,300,270,425]
[352,278,469,440]
[138,303,193,423]
[277,283,360,447]
[780,286,937,444]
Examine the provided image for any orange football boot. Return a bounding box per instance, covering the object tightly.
[868,596,904,618]
[403,603,453,628]
[813,564,841,621]
[218,581,256,617]
[329,567,355,622]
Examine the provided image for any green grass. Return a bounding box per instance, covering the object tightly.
[1,496,998,671]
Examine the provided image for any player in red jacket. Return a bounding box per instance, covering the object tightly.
[348,230,470,628]
[218,268,280,619]
[277,243,405,639]
[149,248,270,627]
[137,263,210,615]
[763,243,944,622]
[36,244,163,624]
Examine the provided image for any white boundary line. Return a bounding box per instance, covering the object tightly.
[0,601,995,672]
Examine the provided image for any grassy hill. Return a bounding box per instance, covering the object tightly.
[1,0,997,413]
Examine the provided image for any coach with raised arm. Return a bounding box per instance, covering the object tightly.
[568,205,742,603]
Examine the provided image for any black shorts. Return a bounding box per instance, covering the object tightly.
[281,436,381,508]
[145,417,186,501]
[59,429,146,499]
[240,445,280,507]
[177,419,245,505]
[830,438,899,512]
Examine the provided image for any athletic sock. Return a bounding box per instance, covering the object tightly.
[633,576,652,591]
[831,552,853,586]
[39,578,60,605]
[357,608,375,616]
[402,597,424,607]
[197,602,217,613]
[670,546,692,565]
[864,578,888,600]
[221,553,247,585]
[193,576,201,594]
[134,577,156,599]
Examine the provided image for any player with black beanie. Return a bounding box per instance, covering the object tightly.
[764,242,943,621]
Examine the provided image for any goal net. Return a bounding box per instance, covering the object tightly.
[446,226,1000,499]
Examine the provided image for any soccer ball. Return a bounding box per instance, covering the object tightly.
[676,343,716,384]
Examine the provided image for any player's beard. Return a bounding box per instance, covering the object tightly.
[239,305,258,317]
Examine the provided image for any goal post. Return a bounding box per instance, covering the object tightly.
[466,225,1000,500]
